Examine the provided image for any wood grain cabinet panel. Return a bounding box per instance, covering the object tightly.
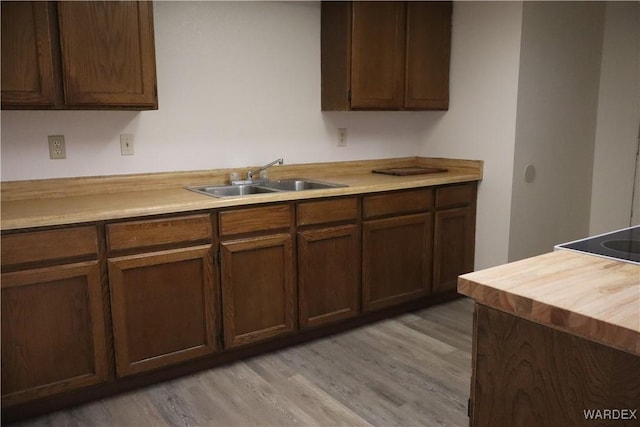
[1,2,59,108]
[432,183,477,294]
[219,204,292,238]
[1,261,108,407]
[107,214,212,254]
[220,234,296,348]
[470,304,640,426]
[297,197,358,227]
[298,225,360,329]
[350,1,406,109]
[108,245,217,377]
[1,226,98,268]
[1,1,157,110]
[57,1,157,108]
[404,2,452,109]
[363,188,433,219]
[321,1,452,111]
[362,213,433,311]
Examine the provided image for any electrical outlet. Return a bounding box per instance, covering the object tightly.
[337,128,347,147]
[120,134,135,156]
[48,135,66,159]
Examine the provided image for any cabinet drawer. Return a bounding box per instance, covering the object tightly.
[297,197,358,226]
[107,214,212,253]
[363,189,433,219]
[1,226,98,267]
[435,184,475,209]
[219,204,292,238]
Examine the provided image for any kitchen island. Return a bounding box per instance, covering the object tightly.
[458,250,640,426]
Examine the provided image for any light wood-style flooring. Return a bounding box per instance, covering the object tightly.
[13,298,474,427]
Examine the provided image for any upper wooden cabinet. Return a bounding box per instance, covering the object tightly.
[0,2,58,108]
[321,1,452,111]
[1,1,158,110]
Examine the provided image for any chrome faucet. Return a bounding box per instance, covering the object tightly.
[247,158,283,181]
[231,158,284,185]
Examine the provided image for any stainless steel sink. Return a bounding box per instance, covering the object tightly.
[186,178,347,198]
[261,178,348,191]
[187,184,281,198]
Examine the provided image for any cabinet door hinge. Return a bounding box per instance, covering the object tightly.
[348,90,352,102]
[467,398,473,417]
[216,249,221,265]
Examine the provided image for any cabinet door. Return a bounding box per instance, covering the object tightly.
[221,234,296,348]
[404,2,452,109]
[1,2,59,108]
[1,261,108,407]
[433,206,475,294]
[298,225,360,329]
[57,1,157,108]
[362,213,432,311]
[350,1,406,109]
[108,246,217,377]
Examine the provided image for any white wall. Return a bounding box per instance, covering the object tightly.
[1,1,428,181]
[508,1,605,261]
[2,1,636,270]
[589,1,640,234]
[420,1,524,270]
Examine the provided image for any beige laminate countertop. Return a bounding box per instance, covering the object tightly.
[1,157,482,231]
[458,250,640,356]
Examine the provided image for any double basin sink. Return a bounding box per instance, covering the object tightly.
[187,178,347,198]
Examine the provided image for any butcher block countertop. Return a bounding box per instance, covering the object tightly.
[458,250,640,356]
[1,157,482,231]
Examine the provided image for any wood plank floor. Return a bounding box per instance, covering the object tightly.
[12,298,474,427]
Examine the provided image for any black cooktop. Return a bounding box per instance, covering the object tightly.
[556,226,640,265]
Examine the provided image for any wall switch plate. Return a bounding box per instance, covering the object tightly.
[48,135,66,159]
[120,134,134,156]
[337,128,347,147]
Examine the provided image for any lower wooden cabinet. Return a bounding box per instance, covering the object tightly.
[1,182,479,415]
[1,261,109,407]
[220,234,296,348]
[432,184,477,294]
[108,246,217,376]
[362,213,433,311]
[298,224,360,329]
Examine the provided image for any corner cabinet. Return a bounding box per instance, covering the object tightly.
[1,1,158,110]
[106,215,217,377]
[1,226,109,408]
[321,1,452,111]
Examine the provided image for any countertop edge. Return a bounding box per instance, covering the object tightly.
[1,157,483,231]
[458,252,640,357]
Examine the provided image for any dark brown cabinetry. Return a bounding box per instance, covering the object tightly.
[107,215,217,377]
[321,1,452,111]
[470,304,640,426]
[432,183,477,294]
[1,227,109,407]
[218,204,297,348]
[1,1,157,110]
[1,179,479,419]
[297,198,360,329]
[1,2,58,108]
[362,189,434,311]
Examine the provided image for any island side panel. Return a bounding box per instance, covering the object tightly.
[470,304,640,427]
